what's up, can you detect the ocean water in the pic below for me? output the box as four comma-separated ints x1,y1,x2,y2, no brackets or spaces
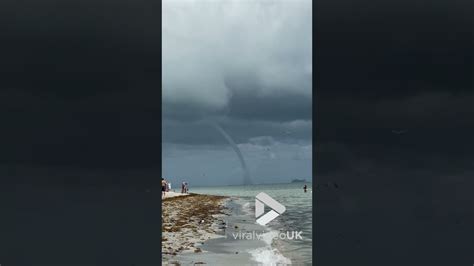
191,183,313,265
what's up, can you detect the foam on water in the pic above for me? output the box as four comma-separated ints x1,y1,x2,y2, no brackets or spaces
192,183,312,265
249,231,292,265
241,201,253,215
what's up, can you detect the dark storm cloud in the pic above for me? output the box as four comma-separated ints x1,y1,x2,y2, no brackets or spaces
0,0,160,170
162,79,312,124
163,0,311,112
162,0,312,184
163,118,311,146
163,0,312,145
225,80,312,122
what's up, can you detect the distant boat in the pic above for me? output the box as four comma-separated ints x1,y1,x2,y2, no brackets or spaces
291,179,306,183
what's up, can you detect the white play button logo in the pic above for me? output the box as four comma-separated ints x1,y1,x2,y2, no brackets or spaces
255,192,286,226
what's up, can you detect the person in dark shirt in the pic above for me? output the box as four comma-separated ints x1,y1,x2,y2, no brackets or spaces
161,178,167,197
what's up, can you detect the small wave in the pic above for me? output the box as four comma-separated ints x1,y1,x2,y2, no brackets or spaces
240,200,254,216
249,231,292,265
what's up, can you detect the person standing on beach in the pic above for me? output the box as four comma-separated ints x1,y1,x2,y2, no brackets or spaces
303,184,307,193
162,178,167,197
181,182,186,194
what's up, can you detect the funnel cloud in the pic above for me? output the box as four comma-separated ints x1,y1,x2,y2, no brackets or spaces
211,122,252,185
162,0,312,186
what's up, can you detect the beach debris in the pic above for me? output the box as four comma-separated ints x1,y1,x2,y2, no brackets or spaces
194,248,202,253
162,194,228,260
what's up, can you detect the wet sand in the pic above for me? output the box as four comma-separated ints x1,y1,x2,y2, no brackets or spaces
173,208,269,265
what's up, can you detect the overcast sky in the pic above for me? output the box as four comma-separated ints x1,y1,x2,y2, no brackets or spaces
162,0,313,186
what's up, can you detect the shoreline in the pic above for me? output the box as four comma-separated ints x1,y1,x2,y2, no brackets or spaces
162,193,230,264
162,191,188,199
162,193,292,265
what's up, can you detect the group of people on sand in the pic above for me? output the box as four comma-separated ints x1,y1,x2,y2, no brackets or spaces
161,178,189,197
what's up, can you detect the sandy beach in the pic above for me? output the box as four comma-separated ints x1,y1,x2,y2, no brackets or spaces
162,191,290,265
162,191,188,199
162,193,230,264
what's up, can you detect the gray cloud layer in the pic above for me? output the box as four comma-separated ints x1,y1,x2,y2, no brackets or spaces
162,0,312,184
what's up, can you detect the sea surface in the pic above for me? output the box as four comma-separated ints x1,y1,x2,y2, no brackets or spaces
191,182,313,265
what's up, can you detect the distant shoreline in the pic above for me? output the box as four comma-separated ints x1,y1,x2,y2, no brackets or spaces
189,181,312,189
